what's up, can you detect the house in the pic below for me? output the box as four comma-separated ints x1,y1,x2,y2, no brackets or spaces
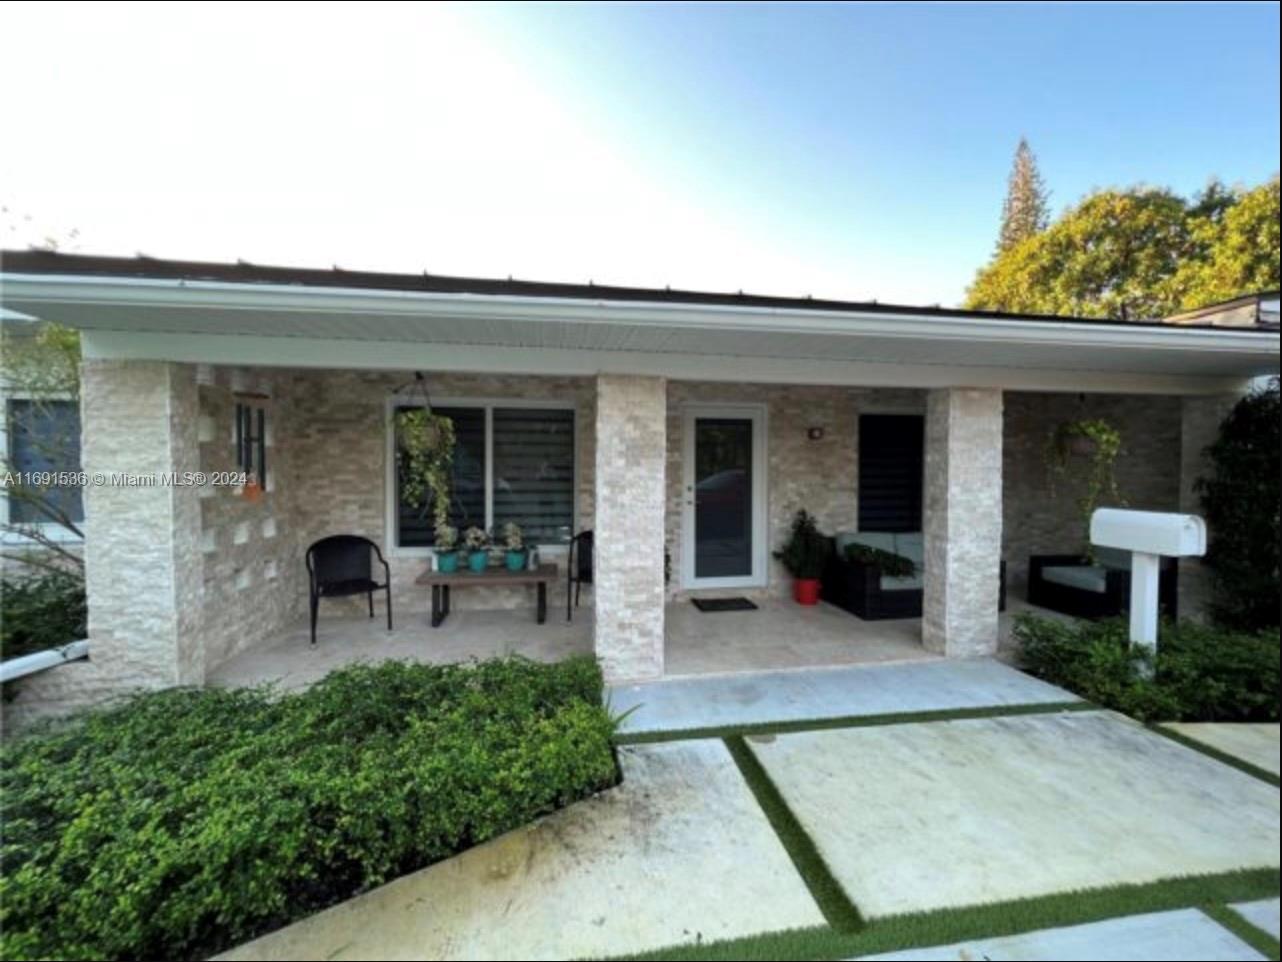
0,250,1277,724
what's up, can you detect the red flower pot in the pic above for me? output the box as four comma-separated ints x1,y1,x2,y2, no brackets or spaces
794,578,821,606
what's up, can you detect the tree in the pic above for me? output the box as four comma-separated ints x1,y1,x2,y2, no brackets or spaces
1,322,85,575
1173,176,1281,309
1195,378,1280,632
996,138,1050,254
967,174,1281,320
968,187,1191,319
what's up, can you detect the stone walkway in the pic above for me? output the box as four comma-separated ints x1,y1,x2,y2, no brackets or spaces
610,657,1078,735
216,661,1281,961
1161,723,1281,777
855,908,1269,961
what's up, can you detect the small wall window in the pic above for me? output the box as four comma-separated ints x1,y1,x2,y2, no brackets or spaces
235,402,266,486
858,414,924,533
393,401,575,548
4,398,84,524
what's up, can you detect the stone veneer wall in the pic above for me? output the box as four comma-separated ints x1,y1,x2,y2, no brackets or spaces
922,389,1003,656
287,369,597,615
594,375,667,680
664,382,926,597
1002,391,1183,595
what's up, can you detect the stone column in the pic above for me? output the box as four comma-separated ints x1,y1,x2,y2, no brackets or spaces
82,360,205,689
593,374,666,681
1178,393,1239,623
923,388,1003,657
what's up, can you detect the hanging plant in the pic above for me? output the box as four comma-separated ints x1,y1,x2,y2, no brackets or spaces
396,407,456,528
1045,417,1125,553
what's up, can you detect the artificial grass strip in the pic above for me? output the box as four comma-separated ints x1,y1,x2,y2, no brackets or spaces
616,700,1093,745
1203,903,1282,961
611,867,1281,961
1149,724,1281,788
722,735,864,932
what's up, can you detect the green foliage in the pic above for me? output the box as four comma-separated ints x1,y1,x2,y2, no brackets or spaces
1174,177,1281,309
1044,418,1125,552
1195,380,1281,631
773,510,831,579
0,656,619,961
966,178,1280,319
997,138,1050,254
0,570,87,660
843,543,916,578
395,408,456,528
1014,614,1280,722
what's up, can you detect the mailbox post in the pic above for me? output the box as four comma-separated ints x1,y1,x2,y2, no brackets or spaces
1089,509,1207,656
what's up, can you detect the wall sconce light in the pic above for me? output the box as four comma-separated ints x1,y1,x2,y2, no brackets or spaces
807,426,825,441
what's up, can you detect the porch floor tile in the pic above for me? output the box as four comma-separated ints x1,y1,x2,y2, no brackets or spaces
1161,723,1281,776
215,740,824,962
853,908,1268,961
611,657,1079,736
748,711,1280,919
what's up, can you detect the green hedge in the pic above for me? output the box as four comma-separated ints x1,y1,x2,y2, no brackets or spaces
0,656,619,961
1014,614,1280,722
0,571,87,661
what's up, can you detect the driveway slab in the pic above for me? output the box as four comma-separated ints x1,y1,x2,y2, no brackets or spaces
612,657,1078,735
1163,723,1280,777
749,710,1280,918
855,907,1267,960
217,740,823,961
1231,898,1281,940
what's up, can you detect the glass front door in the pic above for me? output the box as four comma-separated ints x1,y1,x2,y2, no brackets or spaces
691,414,757,581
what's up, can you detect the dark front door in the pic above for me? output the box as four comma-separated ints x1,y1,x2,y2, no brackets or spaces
693,416,755,579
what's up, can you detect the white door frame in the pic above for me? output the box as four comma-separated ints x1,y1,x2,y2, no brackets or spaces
681,403,768,590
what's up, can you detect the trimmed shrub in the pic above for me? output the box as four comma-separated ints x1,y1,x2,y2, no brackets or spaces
1014,614,1280,722
0,656,619,961
0,570,87,661
1196,378,1281,631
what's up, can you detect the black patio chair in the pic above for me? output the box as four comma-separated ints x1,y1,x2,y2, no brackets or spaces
306,535,392,645
567,529,593,621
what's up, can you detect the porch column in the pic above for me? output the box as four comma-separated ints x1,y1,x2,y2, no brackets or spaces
1178,393,1239,623
922,388,1003,657
593,374,666,681
82,360,206,689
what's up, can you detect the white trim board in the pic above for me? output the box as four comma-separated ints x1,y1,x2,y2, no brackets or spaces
79,331,1257,396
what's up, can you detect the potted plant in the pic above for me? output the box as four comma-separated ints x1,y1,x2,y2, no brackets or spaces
463,525,490,573
396,407,456,534
434,521,460,573
774,509,831,605
501,521,526,571
1045,418,1125,556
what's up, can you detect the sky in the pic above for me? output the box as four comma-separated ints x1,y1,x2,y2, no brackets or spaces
1,2,1278,307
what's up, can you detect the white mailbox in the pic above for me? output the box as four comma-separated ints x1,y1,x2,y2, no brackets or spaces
1090,509,1206,558
1089,509,1207,660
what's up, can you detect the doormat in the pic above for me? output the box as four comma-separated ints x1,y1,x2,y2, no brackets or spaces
691,597,758,613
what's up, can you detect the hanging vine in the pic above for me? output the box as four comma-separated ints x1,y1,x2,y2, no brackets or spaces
1045,417,1125,553
396,407,456,529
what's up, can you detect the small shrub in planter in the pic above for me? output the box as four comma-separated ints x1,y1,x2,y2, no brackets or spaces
463,525,489,572
774,510,831,604
434,521,460,572
0,656,619,961
501,521,527,571
0,570,87,662
1014,613,1280,722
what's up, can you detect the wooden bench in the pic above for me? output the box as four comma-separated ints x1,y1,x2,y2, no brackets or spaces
415,563,557,627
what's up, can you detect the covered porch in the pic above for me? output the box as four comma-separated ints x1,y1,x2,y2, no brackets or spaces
206,595,1057,692
2,253,1274,721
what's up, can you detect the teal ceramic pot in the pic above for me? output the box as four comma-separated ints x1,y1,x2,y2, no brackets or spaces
505,549,527,571
468,550,489,573
436,550,459,573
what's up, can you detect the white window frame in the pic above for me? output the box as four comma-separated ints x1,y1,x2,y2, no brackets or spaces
384,395,578,558
680,402,769,590
0,389,85,546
